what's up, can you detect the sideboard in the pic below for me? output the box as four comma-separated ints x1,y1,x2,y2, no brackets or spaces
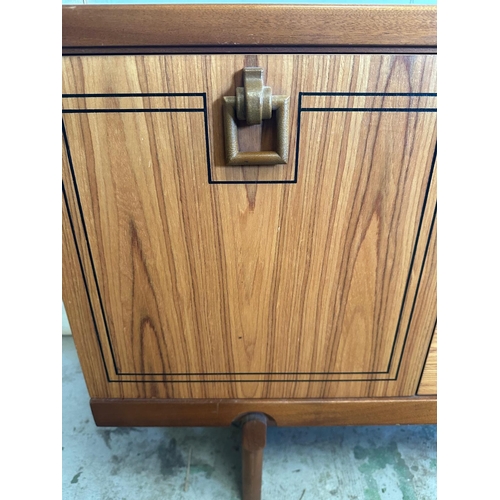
62,6,437,499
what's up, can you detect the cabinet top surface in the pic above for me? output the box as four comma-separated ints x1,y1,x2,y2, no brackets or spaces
63,1,436,4
62,4,437,51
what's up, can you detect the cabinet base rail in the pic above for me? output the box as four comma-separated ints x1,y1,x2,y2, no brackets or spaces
90,396,436,428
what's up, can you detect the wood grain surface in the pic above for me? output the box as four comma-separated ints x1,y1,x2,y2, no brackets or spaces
417,330,437,395
90,397,437,427
62,5,437,49
63,54,437,400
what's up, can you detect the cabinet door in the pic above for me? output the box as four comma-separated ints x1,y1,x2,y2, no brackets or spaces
62,55,436,399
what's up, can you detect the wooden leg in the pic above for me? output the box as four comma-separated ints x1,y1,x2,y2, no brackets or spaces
241,413,268,500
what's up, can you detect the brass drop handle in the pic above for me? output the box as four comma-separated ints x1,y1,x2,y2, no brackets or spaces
223,67,290,166
236,67,272,125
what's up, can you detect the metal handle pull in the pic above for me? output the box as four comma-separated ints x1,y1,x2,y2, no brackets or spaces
223,67,290,166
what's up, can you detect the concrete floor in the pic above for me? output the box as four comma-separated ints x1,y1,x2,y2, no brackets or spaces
62,337,436,500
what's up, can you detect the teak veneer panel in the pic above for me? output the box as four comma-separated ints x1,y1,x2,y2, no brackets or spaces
62,54,437,400
418,330,437,395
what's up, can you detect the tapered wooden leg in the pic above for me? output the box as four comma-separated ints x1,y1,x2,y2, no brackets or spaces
241,413,268,500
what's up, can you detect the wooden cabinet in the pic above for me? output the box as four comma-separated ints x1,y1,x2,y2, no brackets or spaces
62,5,436,499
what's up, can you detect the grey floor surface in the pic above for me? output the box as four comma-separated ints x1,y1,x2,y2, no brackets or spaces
63,337,436,500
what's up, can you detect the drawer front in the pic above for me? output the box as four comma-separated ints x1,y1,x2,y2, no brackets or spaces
62,54,436,399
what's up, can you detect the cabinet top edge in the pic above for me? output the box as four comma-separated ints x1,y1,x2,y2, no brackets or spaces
62,5,437,51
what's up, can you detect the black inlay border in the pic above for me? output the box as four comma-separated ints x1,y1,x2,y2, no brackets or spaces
64,109,205,114
63,91,437,383
300,92,437,96
394,206,437,380
63,92,211,382
290,92,437,379
63,92,206,97
63,122,120,377
63,182,112,383
301,108,436,112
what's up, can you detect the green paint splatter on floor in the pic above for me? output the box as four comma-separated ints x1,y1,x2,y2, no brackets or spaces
71,471,83,484
353,441,416,500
